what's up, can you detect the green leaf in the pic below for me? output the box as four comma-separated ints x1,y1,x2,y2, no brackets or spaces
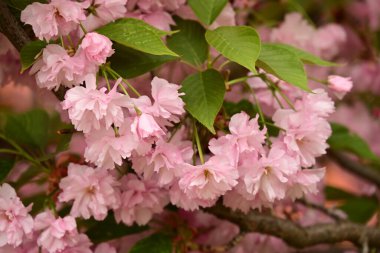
270,43,337,66
97,18,178,56
340,197,378,223
86,214,148,243
206,26,261,73
3,109,50,149
20,40,47,72
325,186,378,223
257,43,309,91
188,0,228,25
180,69,225,134
167,18,208,67
109,43,176,79
325,186,355,200
130,233,172,253
0,157,15,182
328,123,380,164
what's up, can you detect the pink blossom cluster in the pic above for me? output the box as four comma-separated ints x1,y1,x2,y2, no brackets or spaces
29,32,113,90
2,1,356,252
0,183,118,253
270,13,347,60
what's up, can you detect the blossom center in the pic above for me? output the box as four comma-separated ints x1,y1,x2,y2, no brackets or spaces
203,169,211,179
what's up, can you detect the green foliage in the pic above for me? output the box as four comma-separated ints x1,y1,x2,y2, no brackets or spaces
257,43,309,91
130,233,172,253
181,69,225,134
0,157,15,182
270,43,337,66
5,0,46,11
328,123,380,164
223,100,259,117
109,43,176,79
325,186,355,200
20,40,47,72
167,18,208,67
86,214,148,243
325,186,378,223
187,0,228,25
339,197,378,223
3,109,50,149
97,18,178,57
206,26,261,73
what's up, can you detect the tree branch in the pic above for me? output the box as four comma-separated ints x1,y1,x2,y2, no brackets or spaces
328,151,380,188
0,1,30,51
296,198,344,221
206,204,380,249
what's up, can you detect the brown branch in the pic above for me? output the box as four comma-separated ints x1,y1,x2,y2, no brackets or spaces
206,204,380,249
296,198,344,221
328,151,380,188
0,1,31,51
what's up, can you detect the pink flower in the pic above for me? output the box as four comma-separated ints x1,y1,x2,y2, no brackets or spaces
242,144,298,203
150,77,185,121
312,24,346,59
273,110,332,167
142,11,175,31
58,234,92,253
132,139,185,186
178,156,239,200
114,174,169,225
30,45,86,90
58,164,120,220
270,13,315,51
79,33,114,65
34,211,78,253
62,75,130,133
229,112,267,155
286,168,325,200
223,189,257,214
128,96,166,139
169,182,216,211
208,135,239,167
328,75,353,99
81,0,127,32
21,0,86,41
94,243,116,253
131,113,165,139
90,0,127,22
295,89,335,118
0,183,33,247
84,122,143,169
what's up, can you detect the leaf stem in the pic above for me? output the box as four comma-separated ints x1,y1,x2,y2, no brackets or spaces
0,149,21,155
79,22,87,34
244,82,270,143
218,60,231,71
0,134,50,172
106,67,141,97
227,74,258,86
193,120,205,164
101,67,111,91
210,54,222,68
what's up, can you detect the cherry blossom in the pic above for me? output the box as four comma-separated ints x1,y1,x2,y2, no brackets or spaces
0,183,33,248
58,163,120,220
62,75,130,133
114,174,169,225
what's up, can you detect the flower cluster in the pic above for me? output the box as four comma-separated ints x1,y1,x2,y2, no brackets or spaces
1,0,360,252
